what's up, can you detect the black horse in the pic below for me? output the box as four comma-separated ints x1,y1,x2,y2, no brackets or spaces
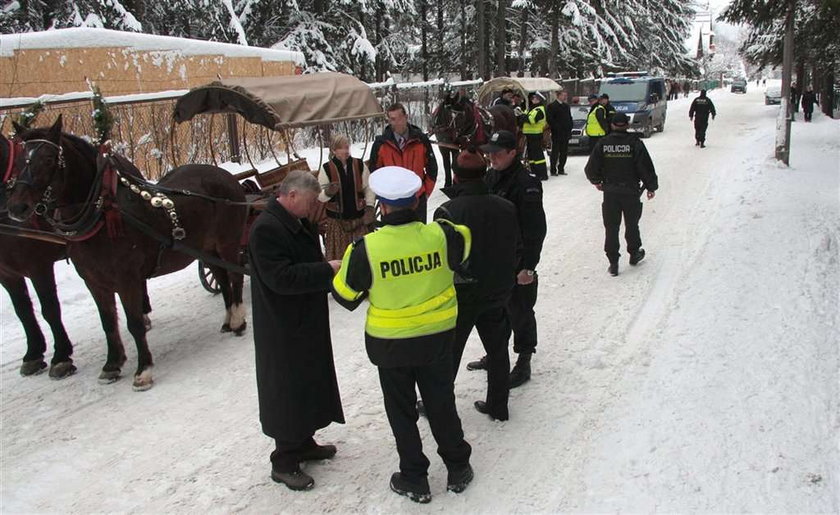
1,133,76,378
5,117,247,391
430,91,519,184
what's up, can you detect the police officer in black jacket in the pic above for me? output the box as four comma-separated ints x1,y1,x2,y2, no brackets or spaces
466,131,547,389
435,149,521,420
688,90,716,147
585,113,658,277
547,89,573,175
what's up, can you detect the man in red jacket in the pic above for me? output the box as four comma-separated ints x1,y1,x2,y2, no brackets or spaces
369,103,439,222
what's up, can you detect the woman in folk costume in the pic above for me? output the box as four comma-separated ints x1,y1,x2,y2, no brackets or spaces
318,134,376,260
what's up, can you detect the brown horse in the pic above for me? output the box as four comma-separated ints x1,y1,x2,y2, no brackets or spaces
1,133,77,378
430,92,519,150
5,117,247,391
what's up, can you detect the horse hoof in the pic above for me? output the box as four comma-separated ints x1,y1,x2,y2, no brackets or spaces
20,360,47,376
143,314,153,331
132,368,154,391
98,370,122,384
220,323,232,333
233,321,247,336
49,361,77,379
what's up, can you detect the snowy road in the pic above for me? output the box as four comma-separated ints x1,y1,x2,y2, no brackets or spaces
1,87,838,513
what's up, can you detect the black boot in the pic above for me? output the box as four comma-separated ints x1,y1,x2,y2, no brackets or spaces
509,353,532,388
389,473,431,503
271,466,315,491
466,355,488,371
608,262,619,276
447,464,475,493
297,439,337,462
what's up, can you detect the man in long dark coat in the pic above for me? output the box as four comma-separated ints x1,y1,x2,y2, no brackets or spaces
248,170,345,491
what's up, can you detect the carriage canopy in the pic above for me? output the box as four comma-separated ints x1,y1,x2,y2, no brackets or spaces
476,77,563,108
173,72,384,130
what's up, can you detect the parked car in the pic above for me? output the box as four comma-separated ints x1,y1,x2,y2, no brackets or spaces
567,103,592,153
598,74,668,138
731,79,747,93
764,86,782,105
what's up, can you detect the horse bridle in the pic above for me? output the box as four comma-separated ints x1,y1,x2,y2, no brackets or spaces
5,138,66,216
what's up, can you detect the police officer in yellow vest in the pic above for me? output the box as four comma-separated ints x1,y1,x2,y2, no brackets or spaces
521,91,548,181
332,166,474,504
585,93,608,153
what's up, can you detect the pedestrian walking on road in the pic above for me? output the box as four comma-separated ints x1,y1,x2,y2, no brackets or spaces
332,167,474,504
801,88,818,122
584,113,659,277
689,90,716,148
248,170,345,491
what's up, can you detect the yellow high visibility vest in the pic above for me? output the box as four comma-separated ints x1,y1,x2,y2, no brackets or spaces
332,220,471,340
586,105,606,137
522,105,547,135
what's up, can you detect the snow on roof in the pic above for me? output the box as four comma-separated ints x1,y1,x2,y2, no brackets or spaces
0,28,305,64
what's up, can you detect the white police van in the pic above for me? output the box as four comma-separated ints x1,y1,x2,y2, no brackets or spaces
598,72,668,138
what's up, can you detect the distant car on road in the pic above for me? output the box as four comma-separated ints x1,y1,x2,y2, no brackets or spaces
731,79,747,93
567,103,591,154
765,86,782,105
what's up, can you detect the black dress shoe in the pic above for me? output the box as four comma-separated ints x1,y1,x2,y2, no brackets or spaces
447,464,475,493
629,249,645,266
558,170,567,175
389,472,431,503
474,400,509,421
298,442,337,462
271,467,315,491
466,355,488,371
608,262,619,276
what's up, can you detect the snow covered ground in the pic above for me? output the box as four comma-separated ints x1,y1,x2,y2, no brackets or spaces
1,86,837,513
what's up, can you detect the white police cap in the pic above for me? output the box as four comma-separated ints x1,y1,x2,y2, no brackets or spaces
369,166,422,205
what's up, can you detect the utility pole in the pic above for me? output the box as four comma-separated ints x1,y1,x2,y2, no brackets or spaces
775,0,795,165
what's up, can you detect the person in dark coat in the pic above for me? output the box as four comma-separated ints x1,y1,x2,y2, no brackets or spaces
466,131,547,389
584,113,659,277
435,149,521,421
689,90,716,148
248,170,345,491
600,94,617,131
547,89,573,176
801,88,818,122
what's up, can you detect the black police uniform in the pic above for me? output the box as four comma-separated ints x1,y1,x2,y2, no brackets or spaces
436,181,521,419
584,130,658,265
485,157,547,357
689,95,717,146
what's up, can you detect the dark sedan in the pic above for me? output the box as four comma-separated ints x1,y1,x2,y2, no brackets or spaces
567,104,591,153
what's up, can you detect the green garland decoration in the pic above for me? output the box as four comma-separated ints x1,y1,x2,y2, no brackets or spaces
88,80,113,145
14,100,45,132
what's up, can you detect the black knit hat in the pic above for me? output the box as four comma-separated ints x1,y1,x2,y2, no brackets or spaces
453,149,488,179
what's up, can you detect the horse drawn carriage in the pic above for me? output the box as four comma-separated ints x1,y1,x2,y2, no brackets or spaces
2,72,382,390
171,72,384,293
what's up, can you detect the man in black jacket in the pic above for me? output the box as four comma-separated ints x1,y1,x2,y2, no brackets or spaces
435,149,521,420
547,89,573,176
466,131,547,389
801,87,818,122
584,114,658,277
689,90,716,148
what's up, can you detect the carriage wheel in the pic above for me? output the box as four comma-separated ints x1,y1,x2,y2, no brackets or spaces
198,261,222,295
